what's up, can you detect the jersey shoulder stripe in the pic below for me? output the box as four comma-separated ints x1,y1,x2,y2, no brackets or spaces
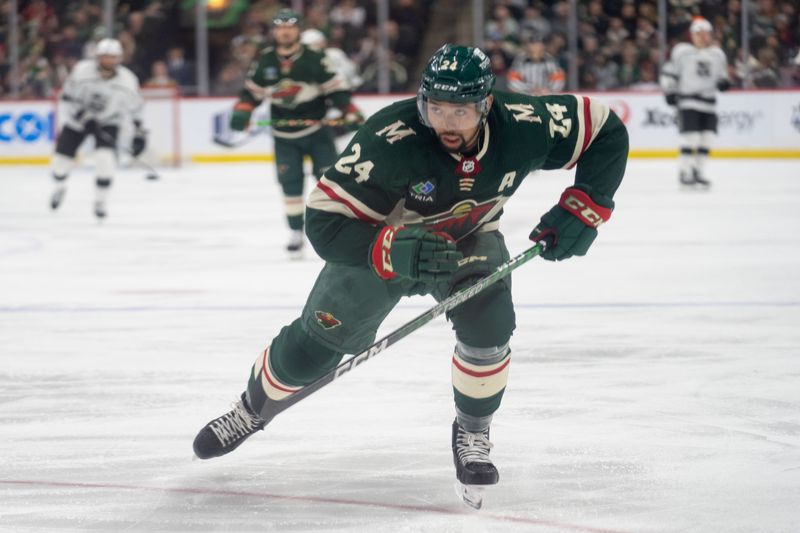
307,176,386,223
564,96,610,169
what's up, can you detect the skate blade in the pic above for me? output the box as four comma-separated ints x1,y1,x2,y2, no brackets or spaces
454,481,485,510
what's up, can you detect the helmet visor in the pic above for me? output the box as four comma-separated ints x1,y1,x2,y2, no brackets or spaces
417,93,490,130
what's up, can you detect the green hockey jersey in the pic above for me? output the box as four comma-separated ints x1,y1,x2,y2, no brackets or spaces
239,45,351,137
305,91,628,265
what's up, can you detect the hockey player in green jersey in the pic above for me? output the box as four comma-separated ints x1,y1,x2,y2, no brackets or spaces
194,44,628,505
229,8,364,254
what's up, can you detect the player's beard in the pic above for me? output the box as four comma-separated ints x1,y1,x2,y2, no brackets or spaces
437,128,480,154
276,32,300,53
98,65,116,79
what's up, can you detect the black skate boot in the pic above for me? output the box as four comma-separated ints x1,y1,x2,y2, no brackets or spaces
193,393,266,459
286,229,304,257
452,418,499,485
94,200,107,219
452,418,498,509
50,187,66,210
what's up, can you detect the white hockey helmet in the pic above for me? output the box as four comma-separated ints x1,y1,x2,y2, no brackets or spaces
96,38,123,57
689,17,712,34
300,29,326,50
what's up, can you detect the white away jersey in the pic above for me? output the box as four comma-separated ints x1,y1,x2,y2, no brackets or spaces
60,59,143,129
660,43,728,113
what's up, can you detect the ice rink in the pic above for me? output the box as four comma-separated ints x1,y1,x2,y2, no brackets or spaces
1,159,799,532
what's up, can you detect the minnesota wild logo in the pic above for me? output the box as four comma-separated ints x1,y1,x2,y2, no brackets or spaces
410,180,435,203
314,310,342,330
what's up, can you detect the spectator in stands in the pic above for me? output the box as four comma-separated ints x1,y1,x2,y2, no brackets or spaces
144,60,178,88
508,39,566,95
360,49,408,93
617,39,641,87
485,4,519,44
519,4,551,44
330,0,367,52
165,46,195,93
211,61,245,96
490,51,512,92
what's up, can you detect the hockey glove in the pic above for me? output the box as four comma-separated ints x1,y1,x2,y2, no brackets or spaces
370,226,463,283
716,79,731,92
230,102,254,131
530,186,613,261
664,93,678,106
341,103,365,133
82,119,98,134
132,123,147,157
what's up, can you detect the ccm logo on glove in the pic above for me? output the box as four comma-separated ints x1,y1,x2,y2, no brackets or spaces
559,188,612,228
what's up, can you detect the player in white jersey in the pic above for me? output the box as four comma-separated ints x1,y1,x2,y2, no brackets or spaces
50,38,147,219
300,29,363,91
660,17,730,188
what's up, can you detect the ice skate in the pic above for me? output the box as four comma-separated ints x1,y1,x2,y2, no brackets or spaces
286,229,304,258
692,168,711,188
94,200,107,219
452,418,498,509
679,170,695,187
193,393,266,459
50,187,66,210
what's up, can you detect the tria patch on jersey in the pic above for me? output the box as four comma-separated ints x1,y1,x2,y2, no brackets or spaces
410,181,436,203
314,310,342,330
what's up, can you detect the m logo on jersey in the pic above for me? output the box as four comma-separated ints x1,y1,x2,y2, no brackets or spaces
410,181,435,203
314,310,342,330
504,103,542,124
375,120,416,144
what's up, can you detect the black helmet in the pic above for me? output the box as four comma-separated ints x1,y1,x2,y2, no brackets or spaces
417,44,495,127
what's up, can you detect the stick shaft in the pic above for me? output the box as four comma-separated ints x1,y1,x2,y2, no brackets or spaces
257,242,545,423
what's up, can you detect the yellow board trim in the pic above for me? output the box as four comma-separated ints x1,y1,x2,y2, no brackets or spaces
190,154,275,163
0,156,51,165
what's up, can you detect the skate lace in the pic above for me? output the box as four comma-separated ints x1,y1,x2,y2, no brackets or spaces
455,428,494,465
209,400,263,446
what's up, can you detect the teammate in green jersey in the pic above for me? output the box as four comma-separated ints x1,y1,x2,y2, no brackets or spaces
195,44,628,504
229,9,364,255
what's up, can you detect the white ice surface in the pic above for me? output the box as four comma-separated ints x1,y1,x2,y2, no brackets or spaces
1,160,798,532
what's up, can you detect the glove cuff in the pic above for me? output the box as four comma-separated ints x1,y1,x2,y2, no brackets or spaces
559,187,612,228
234,101,255,113
370,226,399,280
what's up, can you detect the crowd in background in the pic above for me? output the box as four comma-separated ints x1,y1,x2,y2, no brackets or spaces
486,0,800,91
1,0,799,100
0,0,429,98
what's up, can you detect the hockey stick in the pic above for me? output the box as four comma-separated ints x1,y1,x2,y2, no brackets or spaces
213,118,351,148
253,118,349,127
257,242,546,424
212,132,253,148
94,127,161,180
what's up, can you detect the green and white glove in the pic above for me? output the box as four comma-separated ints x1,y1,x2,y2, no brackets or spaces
530,185,614,261
370,226,462,283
